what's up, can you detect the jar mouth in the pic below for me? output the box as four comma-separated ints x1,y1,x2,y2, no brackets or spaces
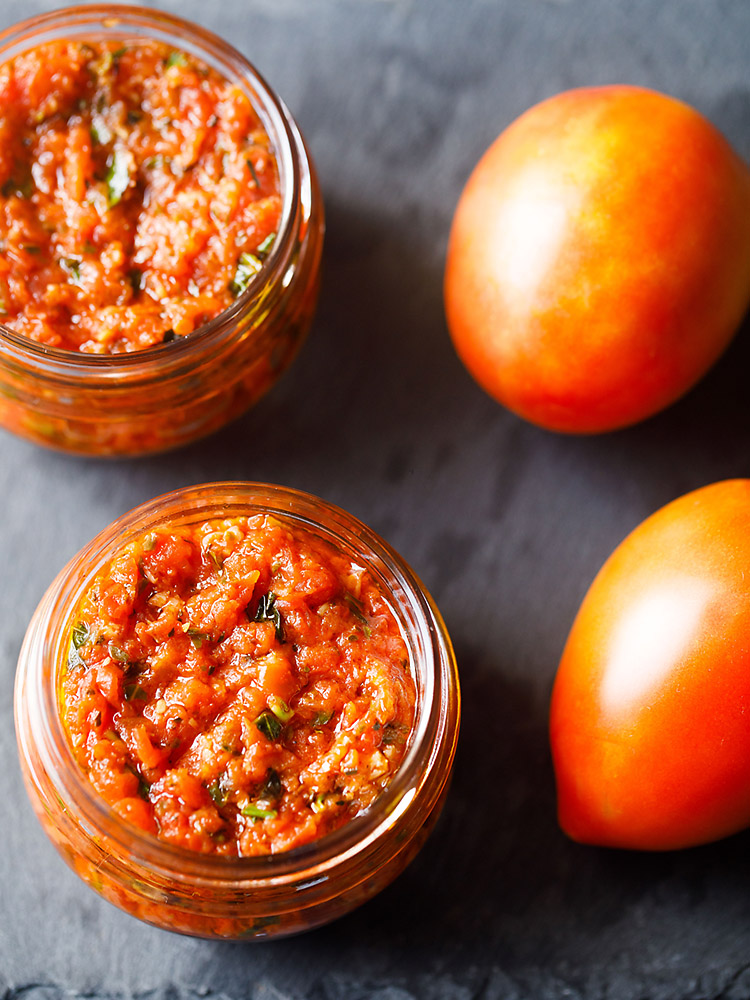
25,482,458,884
0,4,301,368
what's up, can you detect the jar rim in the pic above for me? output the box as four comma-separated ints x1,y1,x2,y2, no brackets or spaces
19,482,459,885
0,4,302,371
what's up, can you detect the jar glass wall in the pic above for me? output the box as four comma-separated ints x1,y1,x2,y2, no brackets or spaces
0,7,323,457
15,483,460,940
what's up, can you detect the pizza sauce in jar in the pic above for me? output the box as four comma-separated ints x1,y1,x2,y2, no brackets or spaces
16,485,457,939
61,514,416,856
0,37,280,352
0,7,323,456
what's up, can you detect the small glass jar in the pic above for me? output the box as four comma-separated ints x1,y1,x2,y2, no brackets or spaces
0,7,323,457
15,483,460,940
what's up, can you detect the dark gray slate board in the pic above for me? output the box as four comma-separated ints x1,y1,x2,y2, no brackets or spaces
2,1,750,998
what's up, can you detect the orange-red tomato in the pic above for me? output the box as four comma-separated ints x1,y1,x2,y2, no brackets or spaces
550,480,750,850
444,86,750,433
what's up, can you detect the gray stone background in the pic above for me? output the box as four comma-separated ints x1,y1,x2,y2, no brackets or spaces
2,0,750,997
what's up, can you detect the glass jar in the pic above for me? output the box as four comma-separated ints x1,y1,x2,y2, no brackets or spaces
15,483,460,940
0,7,323,457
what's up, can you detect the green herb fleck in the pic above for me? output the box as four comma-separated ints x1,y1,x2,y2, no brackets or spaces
268,695,294,723
256,233,276,259
108,642,130,662
207,548,224,573
208,780,227,807
312,710,333,728
254,591,285,642
124,684,147,701
20,244,40,254
344,593,372,637
187,627,210,649
261,768,283,800
165,51,188,69
138,778,151,801
246,159,260,188
71,621,90,650
60,257,82,283
381,721,409,746
142,532,157,552
67,644,85,672
230,252,262,296
106,149,131,207
241,802,278,820
254,709,283,741
1,177,32,199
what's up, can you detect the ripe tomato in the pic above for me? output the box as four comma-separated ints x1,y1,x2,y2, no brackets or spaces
550,480,750,850
444,86,750,433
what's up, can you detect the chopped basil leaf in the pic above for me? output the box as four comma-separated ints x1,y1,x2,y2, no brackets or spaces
123,684,147,701
254,709,283,741
254,591,285,642
71,621,90,650
106,150,130,207
312,710,333,728
142,532,157,552
138,778,151,801
108,642,130,662
165,51,188,69
112,47,127,60
230,252,262,296
241,802,278,820
256,233,276,259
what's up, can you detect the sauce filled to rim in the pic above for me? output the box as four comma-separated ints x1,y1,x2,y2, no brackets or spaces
60,514,416,856
0,38,281,352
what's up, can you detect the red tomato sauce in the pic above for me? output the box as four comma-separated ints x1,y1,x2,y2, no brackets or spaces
60,515,416,856
0,39,281,352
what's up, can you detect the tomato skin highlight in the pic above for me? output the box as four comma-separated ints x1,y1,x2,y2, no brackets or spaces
444,86,750,433
550,480,750,851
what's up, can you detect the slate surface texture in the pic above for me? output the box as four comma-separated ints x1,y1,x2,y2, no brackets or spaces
3,0,750,998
